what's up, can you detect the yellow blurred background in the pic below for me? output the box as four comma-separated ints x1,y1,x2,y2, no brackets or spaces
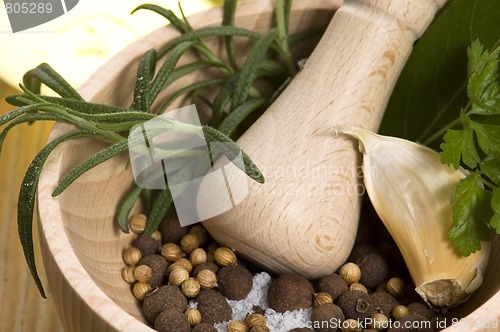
0,1,219,330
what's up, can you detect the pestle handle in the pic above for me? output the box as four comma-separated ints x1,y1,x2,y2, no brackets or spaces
203,0,447,278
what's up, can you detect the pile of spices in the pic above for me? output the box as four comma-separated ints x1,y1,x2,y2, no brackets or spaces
122,208,444,332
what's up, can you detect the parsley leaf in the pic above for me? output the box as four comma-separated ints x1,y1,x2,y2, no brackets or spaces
439,40,500,255
449,175,492,256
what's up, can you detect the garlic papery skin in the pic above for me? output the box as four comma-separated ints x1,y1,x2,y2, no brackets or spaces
337,126,491,308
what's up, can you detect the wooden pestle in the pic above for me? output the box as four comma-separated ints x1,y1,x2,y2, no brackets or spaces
202,0,447,278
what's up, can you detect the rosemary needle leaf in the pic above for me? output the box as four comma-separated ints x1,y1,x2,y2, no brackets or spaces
23,63,83,100
219,98,267,137
158,78,226,114
133,49,157,112
232,28,278,108
222,0,238,69
52,139,129,196
211,74,239,127
95,121,145,132
161,61,225,90
18,131,92,298
202,126,264,183
148,41,195,108
116,184,144,233
144,189,173,235
158,26,261,58
0,114,59,155
0,104,44,126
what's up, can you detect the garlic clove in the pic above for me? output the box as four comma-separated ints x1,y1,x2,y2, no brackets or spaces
337,126,491,308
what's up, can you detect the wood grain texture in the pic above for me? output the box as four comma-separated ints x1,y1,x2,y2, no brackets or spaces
0,81,64,332
34,0,500,331
203,0,448,278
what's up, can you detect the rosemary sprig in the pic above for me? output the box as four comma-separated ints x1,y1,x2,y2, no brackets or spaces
1,0,312,298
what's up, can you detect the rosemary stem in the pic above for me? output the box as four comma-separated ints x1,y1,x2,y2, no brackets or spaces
276,0,296,76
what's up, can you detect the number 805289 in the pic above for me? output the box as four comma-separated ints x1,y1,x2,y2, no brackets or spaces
5,2,53,14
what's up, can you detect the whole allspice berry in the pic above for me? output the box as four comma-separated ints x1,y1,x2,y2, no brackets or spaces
134,264,153,283
339,262,362,285
161,243,183,262
181,277,201,298
370,292,399,317
154,308,190,332
169,267,190,286
180,233,199,254
244,313,267,329
392,305,410,320
267,274,314,313
313,292,334,307
386,277,405,298
338,290,375,320
191,322,218,332
197,269,218,288
142,285,188,324
185,308,202,326
407,302,435,320
355,253,389,288
227,320,249,332
132,281,151,301
310,303,345,332
133,235,160,257
129,214,147,234
190,248,208,267
138,254,169,288
214,247,237,266
159,213,188,244
196,289,232,324
123,246,142,266
317,273,348,300
217,265,253,300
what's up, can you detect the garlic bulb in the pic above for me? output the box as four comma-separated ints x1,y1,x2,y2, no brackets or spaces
337,126,490,308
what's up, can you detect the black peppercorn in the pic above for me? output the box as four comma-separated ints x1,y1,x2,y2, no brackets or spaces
196,289,232,324
355,253,389,288
370,291,399,317
138,254,169,288
191,322,218,332
338,290,375,320
133,235,160,256
142,285,187,324
159,213,188,244
252,305,265,315
311,303,345,332
153,308,190,332
267,274,314,313
192,261,220,277
317,273,348,300
217,265,253,300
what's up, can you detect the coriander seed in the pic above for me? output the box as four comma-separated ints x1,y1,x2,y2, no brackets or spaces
185,308,202,326
189,224,209,245
180,233,199,254
313,292,333,307
244,313,267,329
349,282,368,293
341,318,361,332
123,247,142,266
161,243,183,262
132,281,151,300
250,326,270,332
129,214,147,234
392,305,410,320
339,262,361,285
169,267,189,286
182,277,201,298
214,247,237,266
197,269,218,288
167,258,193,274
386,277,405,298
370,312,389,330
227,320,248,332
190,248,207,267
151,230,162,242
134,264,153,283
121,266,136,284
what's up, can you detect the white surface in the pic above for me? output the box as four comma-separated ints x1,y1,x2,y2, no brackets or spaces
0,0,218,89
